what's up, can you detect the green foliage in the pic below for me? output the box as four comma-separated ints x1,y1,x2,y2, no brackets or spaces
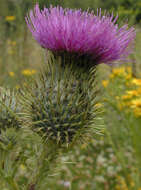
102,66,141,188
0,127,58,190
0,88,21,131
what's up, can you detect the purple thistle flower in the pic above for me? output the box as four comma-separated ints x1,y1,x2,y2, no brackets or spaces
26,4,136,65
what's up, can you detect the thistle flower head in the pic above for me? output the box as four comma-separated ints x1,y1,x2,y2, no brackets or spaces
26,4,135,65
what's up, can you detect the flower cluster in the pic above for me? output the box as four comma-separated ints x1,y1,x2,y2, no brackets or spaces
103,66,141,117
21,69,36,76
26,4,136,65
5,16,16,22
122,78,141,117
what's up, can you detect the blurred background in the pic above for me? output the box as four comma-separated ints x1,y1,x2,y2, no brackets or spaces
0,1,141,189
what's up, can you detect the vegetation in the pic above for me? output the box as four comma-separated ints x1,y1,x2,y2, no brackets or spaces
0,0,141,190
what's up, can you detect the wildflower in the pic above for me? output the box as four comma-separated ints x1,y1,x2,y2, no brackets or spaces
132,99,141,107
123,89,141,99
102,80,109,87
125,66,132,80
5,16,15,22
116,176,129,190
15,85,20,90
22,69,36,76
122,94,133,100
26,4,135,66
137,88,141,94
115,184,121,190
127,66,132,74
115,96,120,100
111,67,126,77
133,108,141,117
20,164,26,171
95,102,103,108
117,102,124,110
126,90,139,96
9,72,15,77
130,180,135,187
19,164,26,175
125,75,131,80
132,78,141,86
7,40,16,46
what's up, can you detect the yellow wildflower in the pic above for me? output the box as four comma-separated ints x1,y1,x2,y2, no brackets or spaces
127,90,139,96
130,99,141,108
132,78,141,86
20,164,26,171
125,73,132,80
116,176,129,190
16,85,20,90
95,103,103,108
5,16,15,22
115,184,121,190
137,88,141,94
133,108,141,117
31,70,36,74
110,67,132,80
130,180,135,187
19,164,26,174
115,96,120,100
102,80,109,87
110,73,114,78
124,101,132,107
126,82,130,86
117,102,124,110
112,67,126,76
9,72,15,77
7,40,16,46
122,90,141,101
22,69,36,76
122,94,133,100
126,66,132,74
125,67,132,80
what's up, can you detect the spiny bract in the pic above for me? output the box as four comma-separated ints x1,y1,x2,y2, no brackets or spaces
20,59,99,146
0,88,21,131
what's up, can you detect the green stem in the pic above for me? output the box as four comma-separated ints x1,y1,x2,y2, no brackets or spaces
0,169,19,190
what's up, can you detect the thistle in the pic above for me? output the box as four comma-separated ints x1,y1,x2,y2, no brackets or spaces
24,4,135,146
26,4,135,69
0,88,21,131
20,58,100,146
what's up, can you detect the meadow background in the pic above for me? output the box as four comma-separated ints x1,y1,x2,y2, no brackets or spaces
0,0,141,189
